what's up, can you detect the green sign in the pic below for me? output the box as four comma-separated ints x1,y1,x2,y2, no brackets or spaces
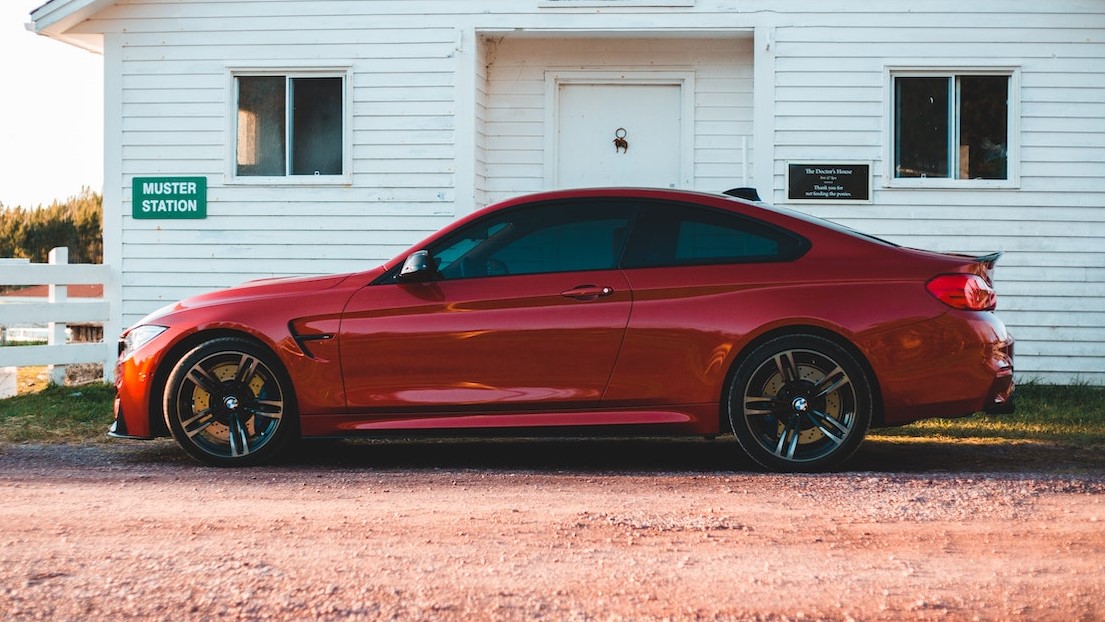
132,176,207,219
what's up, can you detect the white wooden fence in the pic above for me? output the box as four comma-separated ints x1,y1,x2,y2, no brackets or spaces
0,248,113,392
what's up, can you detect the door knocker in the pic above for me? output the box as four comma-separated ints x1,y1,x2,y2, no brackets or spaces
613,128,629,154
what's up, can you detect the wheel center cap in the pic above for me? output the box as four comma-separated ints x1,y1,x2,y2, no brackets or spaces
223,396,240,411
792,397,809,413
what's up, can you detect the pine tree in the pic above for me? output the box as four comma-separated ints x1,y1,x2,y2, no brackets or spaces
0,189,103,264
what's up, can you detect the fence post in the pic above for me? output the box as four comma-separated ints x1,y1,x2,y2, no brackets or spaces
47,247,68,385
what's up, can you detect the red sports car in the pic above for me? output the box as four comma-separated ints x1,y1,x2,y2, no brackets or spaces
112,188,1014,471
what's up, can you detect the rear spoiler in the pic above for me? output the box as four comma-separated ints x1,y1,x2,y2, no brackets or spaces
975,252,1002,282
974,251,1003,269
946,251,1003,282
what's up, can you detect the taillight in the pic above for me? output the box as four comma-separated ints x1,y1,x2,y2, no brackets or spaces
926,274,996,311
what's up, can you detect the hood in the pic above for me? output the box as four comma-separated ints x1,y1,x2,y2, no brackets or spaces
134,272,362,327
186,273,355,305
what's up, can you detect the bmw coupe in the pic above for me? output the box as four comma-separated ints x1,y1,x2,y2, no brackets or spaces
112,188,1014,471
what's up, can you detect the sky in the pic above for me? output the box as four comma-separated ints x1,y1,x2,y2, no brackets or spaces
0,0,103,208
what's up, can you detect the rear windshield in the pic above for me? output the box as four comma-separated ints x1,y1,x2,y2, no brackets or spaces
745,201,902,248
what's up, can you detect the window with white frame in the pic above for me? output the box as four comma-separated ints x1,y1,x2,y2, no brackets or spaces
234,72,346,178
892,71,1014,182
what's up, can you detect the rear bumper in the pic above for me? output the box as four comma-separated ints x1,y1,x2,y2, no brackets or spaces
984,384,1015,414
868,310,1014,425
982,339,1016,415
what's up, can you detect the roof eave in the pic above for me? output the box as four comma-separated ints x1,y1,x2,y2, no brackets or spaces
29,0,114,54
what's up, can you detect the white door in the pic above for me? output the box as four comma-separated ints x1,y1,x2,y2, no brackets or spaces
554,83,684,189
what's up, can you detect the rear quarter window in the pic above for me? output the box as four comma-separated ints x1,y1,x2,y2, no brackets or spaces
622,202,809,269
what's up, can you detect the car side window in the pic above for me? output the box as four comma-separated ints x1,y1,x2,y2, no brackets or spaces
675,218,779,261
622,203,806,269
432,201,635,280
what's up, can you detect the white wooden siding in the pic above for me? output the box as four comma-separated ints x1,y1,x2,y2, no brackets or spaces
768,6,1105,383
480,36,752,203
60,0,1104,383
91,2,464,320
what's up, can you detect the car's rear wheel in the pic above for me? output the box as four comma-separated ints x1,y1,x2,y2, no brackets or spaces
728,334,872,472
164,337,296,466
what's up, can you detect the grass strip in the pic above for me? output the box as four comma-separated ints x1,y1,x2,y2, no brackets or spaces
1,381,1103,447
874,382,1105,447
1,383,116,443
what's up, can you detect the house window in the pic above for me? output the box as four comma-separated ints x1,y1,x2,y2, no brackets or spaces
235,73,345,178
892,72,1013,182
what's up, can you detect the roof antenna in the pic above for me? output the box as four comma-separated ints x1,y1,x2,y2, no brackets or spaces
723,187,761,202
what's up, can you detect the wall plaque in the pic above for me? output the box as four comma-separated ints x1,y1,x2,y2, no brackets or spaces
786,163,872,203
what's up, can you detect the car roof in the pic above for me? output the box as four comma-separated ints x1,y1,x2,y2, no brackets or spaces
382,187,898,273
487,187,895,245
490,187,754,209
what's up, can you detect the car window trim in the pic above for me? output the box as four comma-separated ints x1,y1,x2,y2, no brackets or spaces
371,197,812,286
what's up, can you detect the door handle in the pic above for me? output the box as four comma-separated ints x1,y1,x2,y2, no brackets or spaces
560,285,615,300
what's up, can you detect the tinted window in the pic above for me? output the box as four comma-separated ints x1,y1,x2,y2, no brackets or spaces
622,203,806,268
432,202,634,279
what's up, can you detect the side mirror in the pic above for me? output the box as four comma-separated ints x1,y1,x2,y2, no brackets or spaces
397,250,435,282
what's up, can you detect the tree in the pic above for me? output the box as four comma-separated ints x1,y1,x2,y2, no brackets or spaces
0,188,103,264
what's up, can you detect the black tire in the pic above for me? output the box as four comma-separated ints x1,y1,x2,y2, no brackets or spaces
727,334,872,472
163,337,297,466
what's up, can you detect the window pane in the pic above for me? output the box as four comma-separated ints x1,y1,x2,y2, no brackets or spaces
959,76,1008,180
434,223,509,275
236,76,286,176
434,203,634,279
675,219,779,262
290,77,343,176
623,204,801,268
895,77,949,178
490,218,625,275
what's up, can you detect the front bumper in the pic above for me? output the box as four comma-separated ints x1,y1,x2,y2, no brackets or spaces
107,402,138,439
107,398,156,440
111,335,174,440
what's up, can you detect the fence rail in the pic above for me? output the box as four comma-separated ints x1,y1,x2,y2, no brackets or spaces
0,248,113,391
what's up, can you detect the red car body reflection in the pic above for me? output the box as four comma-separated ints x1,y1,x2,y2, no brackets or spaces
112,188,1014,471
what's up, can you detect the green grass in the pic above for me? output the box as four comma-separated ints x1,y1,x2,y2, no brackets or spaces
0,383,115,443
874,381,1105,448
1,381,1103,448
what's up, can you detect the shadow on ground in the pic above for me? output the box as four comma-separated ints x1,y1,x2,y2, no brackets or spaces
98,434,1105,476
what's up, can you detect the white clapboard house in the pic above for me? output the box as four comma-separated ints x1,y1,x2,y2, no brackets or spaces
31,0,1105,384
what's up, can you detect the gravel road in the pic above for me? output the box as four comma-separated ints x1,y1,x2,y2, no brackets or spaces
2,436,1103,621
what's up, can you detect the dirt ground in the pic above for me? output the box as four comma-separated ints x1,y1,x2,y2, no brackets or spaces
1,436,1103,621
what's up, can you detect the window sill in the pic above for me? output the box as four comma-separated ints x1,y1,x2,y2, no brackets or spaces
539,0,694,6
226,175,352,187
884,178,1018,190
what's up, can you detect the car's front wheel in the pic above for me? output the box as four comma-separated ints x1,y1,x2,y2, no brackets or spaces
164,337,296,466
728,334,872,472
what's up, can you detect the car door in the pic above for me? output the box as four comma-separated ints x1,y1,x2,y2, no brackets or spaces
604,201,810,407
338,200,635,414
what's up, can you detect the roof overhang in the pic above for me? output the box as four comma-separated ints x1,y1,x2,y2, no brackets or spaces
28,0,115,54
